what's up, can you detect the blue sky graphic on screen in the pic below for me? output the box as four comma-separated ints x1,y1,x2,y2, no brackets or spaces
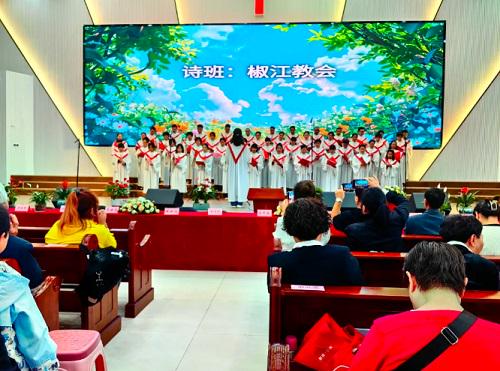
84,22,445,148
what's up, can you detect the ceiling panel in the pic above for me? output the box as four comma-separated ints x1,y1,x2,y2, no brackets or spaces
85,0,179,24
177,0,345,24
343,0,441,21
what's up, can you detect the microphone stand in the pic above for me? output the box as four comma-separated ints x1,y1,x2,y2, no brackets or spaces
74,138,82,188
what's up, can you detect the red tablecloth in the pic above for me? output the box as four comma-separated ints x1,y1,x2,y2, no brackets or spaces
13,209,276,272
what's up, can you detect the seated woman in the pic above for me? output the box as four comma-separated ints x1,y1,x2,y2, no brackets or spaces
474,198,500,255
45,190,117,248
339,177,410,251
0,206,59,370
268,198,363,286
273,180,330,251
351,241,500,370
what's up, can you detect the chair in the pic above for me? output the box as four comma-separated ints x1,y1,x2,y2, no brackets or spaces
50,330,107,371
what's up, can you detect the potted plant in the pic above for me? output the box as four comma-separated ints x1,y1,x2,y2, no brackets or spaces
119,197,159,215
456,187,477,214
104,179,130,206
4,183,18,207
189,179,217,211
30,191,50,211
52,180,72,208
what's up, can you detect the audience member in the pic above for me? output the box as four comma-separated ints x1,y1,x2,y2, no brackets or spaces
331,187,367,231
0,183,7,208
474,198,500,255
45,190,117,248
440,215,499,290
351,241,500,370
404,187,445,235
268,198,363,286
337,177,410,251
273,180,330,251
0,206,59,370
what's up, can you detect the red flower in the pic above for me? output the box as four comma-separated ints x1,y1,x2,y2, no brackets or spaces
461,187,469,194
61,180,69,189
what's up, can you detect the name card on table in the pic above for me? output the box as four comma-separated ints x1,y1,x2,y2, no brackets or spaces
59,205,66,213
164,208,180,215
105,206,120,214
14,205,30,212
291,285,325,292
208,208,223,216
257,209,273,217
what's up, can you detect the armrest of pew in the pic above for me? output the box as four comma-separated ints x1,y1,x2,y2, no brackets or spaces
33,276,61,331
0,258,22,273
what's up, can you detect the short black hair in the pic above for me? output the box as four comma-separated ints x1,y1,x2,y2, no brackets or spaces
117,143,125,148
314,139,322,144
186,131,193,136
293,180,317,200
283,198,330,241
424,188,446,209
474,198,500,218
404,241,466,294
250,143,259,150
300,145,308,150
440,215,482,243
0,206,10,236
224,124,231,128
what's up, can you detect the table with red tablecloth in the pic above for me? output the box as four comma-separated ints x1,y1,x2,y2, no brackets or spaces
13,209,276,272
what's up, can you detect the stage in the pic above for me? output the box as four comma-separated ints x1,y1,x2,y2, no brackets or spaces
13,208,276,272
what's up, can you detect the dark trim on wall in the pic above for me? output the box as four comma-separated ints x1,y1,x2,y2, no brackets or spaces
174,0,180,24
83,0,96,25
340,0,347,21
433,0,444,20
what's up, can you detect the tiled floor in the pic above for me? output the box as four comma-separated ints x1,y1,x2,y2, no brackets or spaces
105,270,269,371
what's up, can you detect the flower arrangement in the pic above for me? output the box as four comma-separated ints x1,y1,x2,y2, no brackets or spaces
119,197,159,215
52,180,73,207
4,183,18,206
456,187,477,213
436,184,452,215
105,179,130,199
189,179,217,204
30,191,50,211
384,185,408,198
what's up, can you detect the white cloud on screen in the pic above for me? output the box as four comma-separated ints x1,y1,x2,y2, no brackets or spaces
315,46,373,72
191,83,250,121
194,26,234,47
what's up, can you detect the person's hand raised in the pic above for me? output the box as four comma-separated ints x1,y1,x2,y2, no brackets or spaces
367,176,380,189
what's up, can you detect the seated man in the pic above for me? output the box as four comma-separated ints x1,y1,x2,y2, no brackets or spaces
352,241,500,370
440,215,499,291
268,198,364,286
405,187,445,235
331,187,367,231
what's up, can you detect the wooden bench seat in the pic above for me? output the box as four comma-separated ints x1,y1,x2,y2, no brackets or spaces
32,242,121,345
18,221,154,318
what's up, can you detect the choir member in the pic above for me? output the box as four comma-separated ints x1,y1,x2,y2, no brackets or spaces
337,139,353,184
248,144,263,188
215,139,228,193
147,126,157,144
295,145,312,182
243,127,254,145
212,136,225,189
366,140,381,177
194,124,207,143
322,145,340,192
351,144,371,179
275,131,287,146
158,132,170,152
226,128,250,207
136,137,149,188
135,132,147,150
190,137,203,182
112,142,130,182
285,137,300,189
374,132,389,157
334,127,344,145
311,139,325,187
193,143,213,185
111,133,128,155
312,127,323,143
357,127,368,144
287,125,297,142
269,143,288,192
300,131,312,148
171,144,187,194
396,132,408,185
380,149,400,187
261,137,275,187
206,131,218,152
323,131,336,150
142,142,161,193
221,124,233,143
183,131,195,182
349,133,360,153
162,139,176,187
268,126,278,143
170,124,182,144
254,131,264,148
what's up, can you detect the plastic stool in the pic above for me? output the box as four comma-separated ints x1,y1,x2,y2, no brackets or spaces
50,330,107,371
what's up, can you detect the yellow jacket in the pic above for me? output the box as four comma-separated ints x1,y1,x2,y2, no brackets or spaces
44,220,117,248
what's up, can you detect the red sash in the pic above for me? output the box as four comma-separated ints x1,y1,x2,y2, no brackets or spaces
375,139,387,149
272,155,286,168
192,146,202,158
262,146,274,160
145,152,160,164
334,136,344,145
382,158,397,167
244,136,255,145
339,149,352,162
269,134,278,143
250,155,261,167
326,155,337,168
228,144,246,164
312,149,325,162
366,148,380,158
285,145,300,154
215,146,226,155
114,153,129,161
174,154,187,165
298,156,311,167
354,154,367,166
206,141,218,150
137,148,147,158
222,133,232,142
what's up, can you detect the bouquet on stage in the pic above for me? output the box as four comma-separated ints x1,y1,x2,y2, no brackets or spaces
119,197,159,215
105,179,130,200
190,178,217,204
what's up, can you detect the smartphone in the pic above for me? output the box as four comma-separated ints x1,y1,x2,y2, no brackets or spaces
342,183,354,191
353,179,369,189
288,191,294,202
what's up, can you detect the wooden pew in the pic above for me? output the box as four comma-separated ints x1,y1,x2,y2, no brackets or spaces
18,221,154,318
32,241,121,345
268,268,500,356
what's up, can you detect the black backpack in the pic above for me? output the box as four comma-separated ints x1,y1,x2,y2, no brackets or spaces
0,336,20,371
76,243,130,306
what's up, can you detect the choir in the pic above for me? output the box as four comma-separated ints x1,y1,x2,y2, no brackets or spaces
111,125,412,193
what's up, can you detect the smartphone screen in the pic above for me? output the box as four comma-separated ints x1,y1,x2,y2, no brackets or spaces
342,183,353,191
288,191,294,201
353,179,369,188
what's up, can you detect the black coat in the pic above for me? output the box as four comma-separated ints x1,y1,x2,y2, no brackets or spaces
0,236,43,289
449,243,499,291
268,244,364,286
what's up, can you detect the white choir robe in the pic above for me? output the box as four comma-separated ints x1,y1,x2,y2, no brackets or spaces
285,145,300,189
170,131,183,145
351,153,371,179
142,151,161,193
269,153,288,192
221,132,233,144
337,148,353,184
396,140,408,186
299,138,312,148
111,141,128,155
313,134,324,144
374,139,389,158
244,135,255,146
334,135,344,146
380,159,400,187
225,144,250,203
323,139,336,151
193,152,213,185
212,146,226,187
190,144,203,183
136,147,148,187
162,147,175,186
248,154,263,189
261,145,275,188
311,148,325,188
219,155,228,193
112,151,131,182
322,153,340,192
349,141,360,154
193,131,207,143
183,139,195,181
171,153,188,193
294,153,312,182
366,148,381,177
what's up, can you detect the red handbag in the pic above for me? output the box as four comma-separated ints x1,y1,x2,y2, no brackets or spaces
294,314,364,371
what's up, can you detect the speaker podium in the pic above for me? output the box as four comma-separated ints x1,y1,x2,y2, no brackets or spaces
247,188,286,213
